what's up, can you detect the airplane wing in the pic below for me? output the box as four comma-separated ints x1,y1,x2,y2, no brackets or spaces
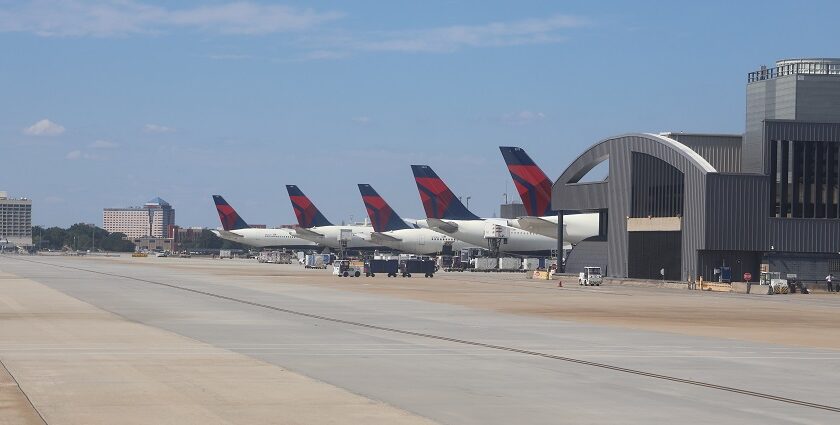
510,216,560,239
211,229,244,239
425,218,459,234
369,232,402,244
292,227,325,242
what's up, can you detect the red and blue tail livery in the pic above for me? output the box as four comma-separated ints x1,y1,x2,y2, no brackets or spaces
285,185,333,228
499,146,557,217
411,165,480,220
212,195,250,231
358,184,411,232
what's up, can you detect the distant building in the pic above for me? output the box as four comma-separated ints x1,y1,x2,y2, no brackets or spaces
169,225,204,245
131,236,175,252
0,191,32,247
103,197,175,238
500,202,527,219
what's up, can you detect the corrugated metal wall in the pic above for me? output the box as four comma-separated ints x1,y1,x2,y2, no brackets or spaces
744,76,797,173
765,121,840,143
704,173,769,251
666,133,743,173
769,218,840,252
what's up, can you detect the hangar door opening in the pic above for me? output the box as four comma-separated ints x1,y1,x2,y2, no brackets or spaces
628,231,681,280
627,152,684,281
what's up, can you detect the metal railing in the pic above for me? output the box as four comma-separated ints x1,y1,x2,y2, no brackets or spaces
748,61,840,83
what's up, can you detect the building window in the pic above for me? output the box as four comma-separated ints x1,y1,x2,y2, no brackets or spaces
772,139,840,218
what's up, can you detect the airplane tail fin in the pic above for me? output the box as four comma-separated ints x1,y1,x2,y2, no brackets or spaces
411,165,481,220
358,184,411,232
212,195,250,230
285,185,333,228
499,146,556,216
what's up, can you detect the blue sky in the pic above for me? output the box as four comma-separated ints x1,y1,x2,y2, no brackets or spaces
2,0,838,227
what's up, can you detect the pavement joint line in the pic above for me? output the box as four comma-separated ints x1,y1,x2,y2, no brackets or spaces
0,357,49,425
5,255,840,414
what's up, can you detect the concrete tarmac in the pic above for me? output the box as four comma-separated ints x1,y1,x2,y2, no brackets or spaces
1,255,839,424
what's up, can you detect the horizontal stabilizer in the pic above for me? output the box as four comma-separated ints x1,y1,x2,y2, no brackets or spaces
426,217,459,234
293,227,325,241
509,216,559,239
370,232,402,244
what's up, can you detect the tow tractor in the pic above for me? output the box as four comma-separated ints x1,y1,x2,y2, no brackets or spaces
759,271,789,294
579,266,603,286
332,259,362,278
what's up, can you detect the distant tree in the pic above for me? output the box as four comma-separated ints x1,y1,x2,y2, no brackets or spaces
41,226,68,250
32,224,134,252
101,232,135,252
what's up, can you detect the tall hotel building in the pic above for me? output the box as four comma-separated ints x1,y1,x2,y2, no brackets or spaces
0,191,33,247
103,197,175,238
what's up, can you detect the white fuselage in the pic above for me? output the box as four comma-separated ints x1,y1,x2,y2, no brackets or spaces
297,225,379,249
213,228,317,249
417,218,556,254
374,228,476,255
508,214,600,243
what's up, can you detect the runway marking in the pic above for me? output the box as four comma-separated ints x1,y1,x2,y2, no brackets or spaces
4,255,840,414
0,358,48,425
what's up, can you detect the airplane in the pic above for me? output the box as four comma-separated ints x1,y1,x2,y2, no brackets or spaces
499,146,599,242
410,165,558,256
210,195,317,249
357,184,476,255
285,185,385,251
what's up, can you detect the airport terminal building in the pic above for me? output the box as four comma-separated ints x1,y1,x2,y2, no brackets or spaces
553,58,840,282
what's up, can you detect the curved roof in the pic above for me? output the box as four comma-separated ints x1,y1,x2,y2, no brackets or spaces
642,133,717,173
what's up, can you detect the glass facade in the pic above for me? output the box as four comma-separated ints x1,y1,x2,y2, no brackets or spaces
770,139,840,218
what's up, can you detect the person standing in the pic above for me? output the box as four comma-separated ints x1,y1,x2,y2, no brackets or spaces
826,274,834,293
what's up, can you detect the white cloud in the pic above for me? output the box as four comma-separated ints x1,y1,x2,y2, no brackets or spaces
207,54,253,60
89,139,118,149
23,119,65,136
352,116,371,125
500,110,546,125
359,16,583,53
143,124,175,133
296,15,586,58
298,50,350,61
0,1,342,37
65,150,102,160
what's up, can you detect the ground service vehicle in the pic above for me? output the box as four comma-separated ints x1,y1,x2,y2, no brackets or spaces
333,260,362,277
759,271,789,294
579,267,602,286
305,254,331,269
399,258,436,278
364,259,399,277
